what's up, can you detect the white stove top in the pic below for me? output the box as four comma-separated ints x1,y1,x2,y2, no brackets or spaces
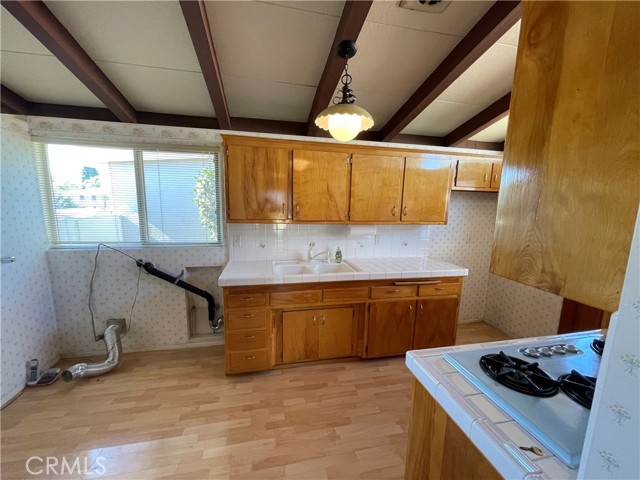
444,332,601,469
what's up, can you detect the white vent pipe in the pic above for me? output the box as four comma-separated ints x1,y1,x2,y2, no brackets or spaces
62,324,123,382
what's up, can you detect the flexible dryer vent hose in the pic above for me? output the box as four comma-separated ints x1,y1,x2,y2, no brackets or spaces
62,324,123,382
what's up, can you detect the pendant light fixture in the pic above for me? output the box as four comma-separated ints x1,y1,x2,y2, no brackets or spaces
314,40,374,142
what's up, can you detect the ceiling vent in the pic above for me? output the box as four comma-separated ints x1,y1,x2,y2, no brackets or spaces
398,0,452,14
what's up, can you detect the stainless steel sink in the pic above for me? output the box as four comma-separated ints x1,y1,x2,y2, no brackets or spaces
272,260,356,276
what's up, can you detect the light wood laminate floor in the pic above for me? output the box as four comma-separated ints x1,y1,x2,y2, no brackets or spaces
1,322,509,479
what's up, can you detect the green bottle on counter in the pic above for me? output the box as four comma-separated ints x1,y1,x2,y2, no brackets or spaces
335,246,342,263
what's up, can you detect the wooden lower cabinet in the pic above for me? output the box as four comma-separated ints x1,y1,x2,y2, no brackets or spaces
413,297,459,349
223,276,462,373
405,379,502,480
367,301,416,357
283,307,355,363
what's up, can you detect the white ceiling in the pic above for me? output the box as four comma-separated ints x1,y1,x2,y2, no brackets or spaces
1,0,519,145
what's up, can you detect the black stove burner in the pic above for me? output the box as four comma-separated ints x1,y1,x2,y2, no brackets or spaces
479,351,559,397
591,339,605,356
558,370,597,409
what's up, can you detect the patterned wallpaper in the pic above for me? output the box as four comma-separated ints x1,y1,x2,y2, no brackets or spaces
579,210,639,479
48,247,227,356
484,273,563,338
1,116,59,406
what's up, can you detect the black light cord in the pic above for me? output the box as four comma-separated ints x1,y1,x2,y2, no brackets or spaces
88,243,142,342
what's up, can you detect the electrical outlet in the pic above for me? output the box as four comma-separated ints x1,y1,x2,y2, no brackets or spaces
232,235,241,247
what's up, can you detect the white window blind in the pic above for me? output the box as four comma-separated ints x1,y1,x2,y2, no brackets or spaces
34,142,222,246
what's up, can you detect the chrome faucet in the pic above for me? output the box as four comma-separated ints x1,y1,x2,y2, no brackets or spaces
308,242,329,262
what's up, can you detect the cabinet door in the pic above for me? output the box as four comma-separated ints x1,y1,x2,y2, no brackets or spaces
413,297,459,349
226,145,290,221
318,307,354,359
282,310,319,363
489,161,502,190
455,161,493,189
367,301,416,357
350,154,404,222
401,155,453,223
292,150,349,221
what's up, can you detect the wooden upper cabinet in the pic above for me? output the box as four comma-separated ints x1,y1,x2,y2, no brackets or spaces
350,154,404,222
490,1,640,312
225,144,290,221
453,159,504,192
293,150,350,222
401,155,454,223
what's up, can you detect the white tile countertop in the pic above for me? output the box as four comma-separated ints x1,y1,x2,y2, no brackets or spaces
218,256,468,287
405,333,596,480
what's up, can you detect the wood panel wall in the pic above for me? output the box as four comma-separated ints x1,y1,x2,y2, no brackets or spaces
491,1,640,312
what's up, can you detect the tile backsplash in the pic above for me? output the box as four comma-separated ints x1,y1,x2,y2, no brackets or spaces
228,191,499,323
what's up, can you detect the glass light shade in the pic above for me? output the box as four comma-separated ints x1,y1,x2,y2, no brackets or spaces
314,103,374,142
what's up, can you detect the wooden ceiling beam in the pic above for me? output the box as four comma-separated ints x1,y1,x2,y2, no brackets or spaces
180,0,231,130
306,0,373,136
378,1,521,142
2,0,137,123
1,85,31,114
445,92,511,147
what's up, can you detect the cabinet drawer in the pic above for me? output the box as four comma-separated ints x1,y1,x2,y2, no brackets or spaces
419,283,461,297
226,309,267,330
370,285,417,299
226,330,267,350
270,290,322,306
227,350,269,373
227,293,266,308
323,286,369,302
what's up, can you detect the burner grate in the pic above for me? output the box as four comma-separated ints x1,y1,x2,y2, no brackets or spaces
558,370,596,409
479,352,559,397
591,339,605,356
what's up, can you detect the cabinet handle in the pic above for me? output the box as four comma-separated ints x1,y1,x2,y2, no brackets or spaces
387,289,400,293
313,314,317,326
493,174,498,183
403,206,408,217
296,204,300,215
282,203,285,215
240,297,254,302
420,303,423,311
243,355,256,360
242,335,255,339
345,210,349,219
434,287,445,291
484,173,488,183
240,313,255,318
391,206,397,216
322,313,326,326
409,305,413,312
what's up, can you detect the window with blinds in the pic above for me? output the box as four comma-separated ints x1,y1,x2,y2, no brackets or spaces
34,142,222,246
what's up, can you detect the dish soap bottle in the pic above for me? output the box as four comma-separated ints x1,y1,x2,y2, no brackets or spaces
335,246,342,263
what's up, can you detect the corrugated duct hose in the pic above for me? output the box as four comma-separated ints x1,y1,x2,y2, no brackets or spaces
63,250,221,382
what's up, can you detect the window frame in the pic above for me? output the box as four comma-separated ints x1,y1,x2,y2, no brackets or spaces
34,139,224,248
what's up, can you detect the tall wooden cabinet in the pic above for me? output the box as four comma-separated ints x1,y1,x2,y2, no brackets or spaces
490,1,640,312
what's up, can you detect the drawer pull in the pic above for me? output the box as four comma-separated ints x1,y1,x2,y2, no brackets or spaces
394,281,442,285
242,355,256,360
484,173,488,183
240,313,255,318
434,287,445,291
403,206,408,217
387,289,400,293
242,335,255,340
240,297,255,302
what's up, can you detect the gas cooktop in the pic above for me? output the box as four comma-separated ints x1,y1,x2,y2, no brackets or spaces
444,332,602,469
